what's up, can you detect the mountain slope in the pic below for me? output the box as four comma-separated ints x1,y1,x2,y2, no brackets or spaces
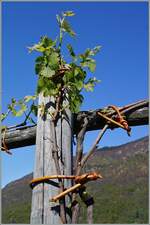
2,136,149,224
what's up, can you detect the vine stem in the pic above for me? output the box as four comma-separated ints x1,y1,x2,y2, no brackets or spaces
106,99,148,117
121,100,148,115
80,124,109,172
76,123,108,223
71,117,88,223
72,122,108,223
75,117,89,174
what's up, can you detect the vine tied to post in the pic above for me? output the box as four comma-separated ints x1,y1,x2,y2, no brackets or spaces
1,10,101,138
1,9,135,224
1,10,101,224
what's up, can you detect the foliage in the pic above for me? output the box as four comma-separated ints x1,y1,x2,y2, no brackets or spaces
2,202,31,224
0,95,37,130
1,10,101,127
28,11,101,113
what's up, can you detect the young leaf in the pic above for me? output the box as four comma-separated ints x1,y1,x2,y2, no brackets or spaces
11,109,22,117
48,52,60,70
83,83,94,92
0,113,7,122
61,19,76,37
63,11,75,17
41,36,56,48
31,104,38,116
35,63,42,75
75,80,83,90
67,44,76,59
92,46,101,55
20,103,27,112
11,98,16,104
79,46,101,60
27,43,45,53
69,93,83,113
35,56,45,63
85,46,101,57
84,77,100,91
80,59,96,72
40,66,55,78
88,61,96,72
63,70,74,83
36,77,46,94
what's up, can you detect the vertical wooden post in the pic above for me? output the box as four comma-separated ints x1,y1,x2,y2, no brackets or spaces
30,94,73,224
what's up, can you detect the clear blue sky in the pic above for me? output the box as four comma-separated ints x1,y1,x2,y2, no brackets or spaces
2,1,148,187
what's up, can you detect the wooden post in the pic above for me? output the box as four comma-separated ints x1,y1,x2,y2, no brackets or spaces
30,94,73,224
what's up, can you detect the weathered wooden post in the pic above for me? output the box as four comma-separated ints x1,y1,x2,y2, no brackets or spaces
30,94,73,224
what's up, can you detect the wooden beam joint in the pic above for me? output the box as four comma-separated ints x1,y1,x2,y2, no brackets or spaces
1,100,149,150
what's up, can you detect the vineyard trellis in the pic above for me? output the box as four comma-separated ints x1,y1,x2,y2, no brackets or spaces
1,11,149,224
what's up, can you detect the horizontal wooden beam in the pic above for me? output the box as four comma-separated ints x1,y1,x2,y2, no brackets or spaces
1,100,149,150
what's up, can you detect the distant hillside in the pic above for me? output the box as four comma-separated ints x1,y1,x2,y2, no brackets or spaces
2,136,149,224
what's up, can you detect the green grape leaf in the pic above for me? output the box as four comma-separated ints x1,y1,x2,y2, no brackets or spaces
11,109,21,117
80,59,96,72
63,70,74,83
41,66,55,78
20,103,27,112
35,56,47,75
43,88,58,97
36,77,45,94
11,98,16,104
91,46,101,55
28,36,56,54
83,83,94,92
79,46,101,60
27,44,46,53
48,52,60,70
0,113,7,122
35,63,43,75
61,19,76,37
68,88,83,113
73,67,86,81
41,36,56,48
8,104,13,111
85,46,101,57
67,44,76,60
31,104,38,116
74,67,80,76
35,56,45,63
88,61,96,72
75,80,83,91
70,95,83,113
84,77,100,91
12,103,27,117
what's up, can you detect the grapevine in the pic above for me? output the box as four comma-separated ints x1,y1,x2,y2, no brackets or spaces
1,10,101,128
